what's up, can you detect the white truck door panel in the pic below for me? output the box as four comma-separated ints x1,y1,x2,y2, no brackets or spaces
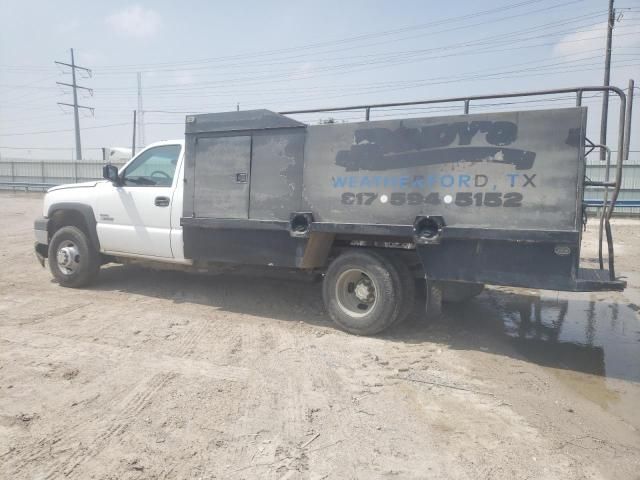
95,144,182,258
96,185,174,257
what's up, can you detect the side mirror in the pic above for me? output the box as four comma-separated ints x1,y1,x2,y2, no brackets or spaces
102,164,121,185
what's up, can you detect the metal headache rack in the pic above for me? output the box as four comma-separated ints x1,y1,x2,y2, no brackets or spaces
281,84,634,283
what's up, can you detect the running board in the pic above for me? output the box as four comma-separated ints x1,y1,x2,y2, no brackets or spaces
573,268,626,291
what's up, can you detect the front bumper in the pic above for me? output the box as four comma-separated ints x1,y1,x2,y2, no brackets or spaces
34,217,49,245
34,217,49,266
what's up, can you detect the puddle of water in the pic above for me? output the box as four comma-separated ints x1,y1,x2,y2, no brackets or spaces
492,291,640,384
450,288,640,416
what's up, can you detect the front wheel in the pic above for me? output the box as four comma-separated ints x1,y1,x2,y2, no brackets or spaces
322,250,413,335
48,226,100,288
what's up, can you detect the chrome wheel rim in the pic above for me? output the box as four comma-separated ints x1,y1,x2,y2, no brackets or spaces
56,240,80,275
335,268,377,318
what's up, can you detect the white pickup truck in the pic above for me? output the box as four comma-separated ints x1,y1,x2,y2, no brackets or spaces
35,140,190,280
34,101,626,335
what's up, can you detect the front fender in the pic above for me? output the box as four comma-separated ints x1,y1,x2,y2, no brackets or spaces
47,202,101,251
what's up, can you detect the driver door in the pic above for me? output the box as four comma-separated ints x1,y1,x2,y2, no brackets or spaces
95,144,182,258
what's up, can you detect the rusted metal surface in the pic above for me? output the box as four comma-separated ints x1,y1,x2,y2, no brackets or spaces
249,130,305,221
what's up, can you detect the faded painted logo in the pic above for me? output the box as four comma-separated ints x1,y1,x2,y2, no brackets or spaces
335,121,536,172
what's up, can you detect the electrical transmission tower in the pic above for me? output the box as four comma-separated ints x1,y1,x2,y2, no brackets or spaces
137,72,145,148
55,48,93,161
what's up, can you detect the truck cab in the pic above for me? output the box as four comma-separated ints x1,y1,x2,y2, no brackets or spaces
36,140,190,269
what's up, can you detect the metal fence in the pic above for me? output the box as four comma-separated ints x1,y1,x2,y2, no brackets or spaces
0,160,125,190
585,156,640,216
0,158,638,215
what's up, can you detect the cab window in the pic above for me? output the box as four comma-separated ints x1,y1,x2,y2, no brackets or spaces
122,144,181,187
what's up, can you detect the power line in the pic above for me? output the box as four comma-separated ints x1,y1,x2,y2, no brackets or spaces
0,146,105,150
2,9,633,105
0,74,60,92
0,0,583,76
87,55,639,109
94,7,605,87
5,52,632,125
6,54,630,128
7,31,626,121
95,49,630,99
1,4,635,140
0,122,129,137
89,22,638,95
85,10,614,84
93,0,583,73
0,85,632,138
85,48,638,105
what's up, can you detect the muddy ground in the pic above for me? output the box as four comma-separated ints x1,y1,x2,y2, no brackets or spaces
0,192,639,480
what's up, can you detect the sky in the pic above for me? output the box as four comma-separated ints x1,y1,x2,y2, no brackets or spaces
0,0,638,160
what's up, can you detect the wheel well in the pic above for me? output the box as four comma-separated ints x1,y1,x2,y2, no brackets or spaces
48,209,95,247
328,244,423,279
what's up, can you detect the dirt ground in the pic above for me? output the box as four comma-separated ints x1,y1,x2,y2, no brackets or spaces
0,192,639,480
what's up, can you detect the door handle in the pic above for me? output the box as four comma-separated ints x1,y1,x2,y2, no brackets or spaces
155,196,170,207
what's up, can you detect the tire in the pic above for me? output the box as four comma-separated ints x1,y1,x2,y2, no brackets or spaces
440,281,484,303
386,254,416,326
48,226,100,288
322,250,413,335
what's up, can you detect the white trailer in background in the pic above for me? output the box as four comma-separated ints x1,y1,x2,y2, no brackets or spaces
101,147,132,164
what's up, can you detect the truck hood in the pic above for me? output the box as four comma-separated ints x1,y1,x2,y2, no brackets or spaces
47,180,104,192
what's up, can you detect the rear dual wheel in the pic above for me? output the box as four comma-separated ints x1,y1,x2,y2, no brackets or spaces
322,250,415,335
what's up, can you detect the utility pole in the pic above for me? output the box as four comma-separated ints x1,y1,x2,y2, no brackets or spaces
132,110,137,158
55,48,93,161
137,73,145,149
600,0,615,160
623,79,634,161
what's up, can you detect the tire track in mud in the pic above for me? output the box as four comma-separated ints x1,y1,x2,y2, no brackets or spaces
173,317,212,358
3,316,230,479
5,425,80,473
133,316,235,480
1,362,132,472
3,373,173,479
41,372,175,480
298,339,403,476
273,371,312,477
6,301,93,326
262,327,311,477
223,324,310,478
171,312,246,365
4,283,277,479
230,330,359,478
223,327,264,473
0,326,249,384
